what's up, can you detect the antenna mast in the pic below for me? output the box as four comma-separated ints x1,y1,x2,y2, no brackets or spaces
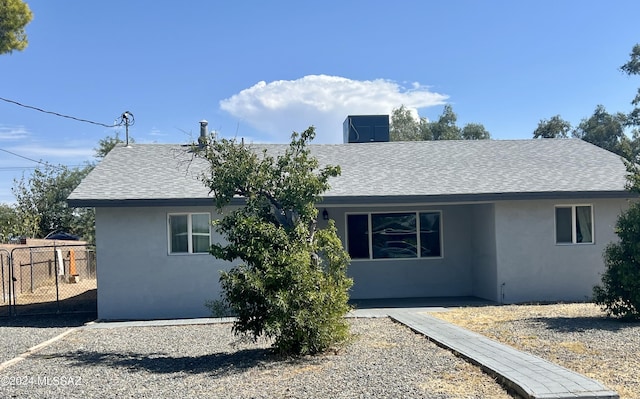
119,111,135,146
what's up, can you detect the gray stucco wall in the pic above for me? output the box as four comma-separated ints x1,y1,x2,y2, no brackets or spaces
470,203,498,301
494,198,631,303
95,206,231,320
326,204,477,299
94,197,631,320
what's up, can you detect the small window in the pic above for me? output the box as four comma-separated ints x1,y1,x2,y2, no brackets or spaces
555,205,593,244
420,212,441,257
346,211,442,260
168,213,211,254
347,214,370,259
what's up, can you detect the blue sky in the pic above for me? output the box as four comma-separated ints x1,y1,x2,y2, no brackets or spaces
0,0,639,204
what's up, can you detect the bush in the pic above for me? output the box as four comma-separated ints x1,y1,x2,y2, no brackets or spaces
197,128,353,355
593,202,640,320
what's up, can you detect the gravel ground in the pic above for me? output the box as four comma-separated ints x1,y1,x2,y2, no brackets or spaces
0,318,512,399
432,303,640,399
0,314,96,364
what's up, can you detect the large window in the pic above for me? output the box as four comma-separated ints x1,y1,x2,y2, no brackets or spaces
347,211,442,260
555,205,593,244
168,213,211,254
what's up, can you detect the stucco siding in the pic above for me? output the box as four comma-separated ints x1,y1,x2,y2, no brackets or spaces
96,206,231,320
470,203,498,301
494,198,630,303
327,204,474,299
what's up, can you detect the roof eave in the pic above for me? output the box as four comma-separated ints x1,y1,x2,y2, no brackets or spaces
67,190,635,208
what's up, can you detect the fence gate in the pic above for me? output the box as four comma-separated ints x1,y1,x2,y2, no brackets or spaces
0,249,11,317
0,245,96,317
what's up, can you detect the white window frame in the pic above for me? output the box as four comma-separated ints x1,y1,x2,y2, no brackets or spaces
554,204,594,245
167,212,212,255
345,210,443,261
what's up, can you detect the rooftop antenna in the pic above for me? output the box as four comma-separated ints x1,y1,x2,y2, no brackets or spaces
119,111,135,147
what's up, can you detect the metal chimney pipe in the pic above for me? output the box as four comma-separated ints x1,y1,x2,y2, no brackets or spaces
199,120,208,138
198,120,208,145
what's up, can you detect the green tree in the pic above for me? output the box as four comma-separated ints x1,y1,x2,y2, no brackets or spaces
621,43,640,127
94,133,133,159
12,164,94,241
431,104,462,140
0,0,33,55
593,174,640,320
533,115,572,138
390,105,489,141
196,127,353,356
9,134,126,244
572,105,630,158
0,204,19,242
462,123,491,140
389,105,421,141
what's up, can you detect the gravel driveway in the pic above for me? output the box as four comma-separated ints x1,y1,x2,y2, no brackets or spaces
0,318,512,399
0,314,95,364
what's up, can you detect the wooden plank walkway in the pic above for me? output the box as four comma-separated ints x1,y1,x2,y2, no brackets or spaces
389,309,618,399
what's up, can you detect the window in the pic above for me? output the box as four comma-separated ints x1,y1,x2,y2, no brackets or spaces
555,205,593,244
168,213,211,254
346,211,442,260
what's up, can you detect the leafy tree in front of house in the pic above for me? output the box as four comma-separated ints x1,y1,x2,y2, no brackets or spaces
0,0,33,55
592,44,640,320
593,184,640,319
196,127,353,356
533,115,572,139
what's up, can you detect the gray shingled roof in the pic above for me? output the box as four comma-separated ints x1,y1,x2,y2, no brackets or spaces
67,139,630,207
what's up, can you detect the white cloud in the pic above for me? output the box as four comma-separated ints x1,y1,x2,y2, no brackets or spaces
219,75,448,143
0,125,29,140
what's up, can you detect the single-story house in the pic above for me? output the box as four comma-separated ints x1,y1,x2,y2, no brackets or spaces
68,124,634,320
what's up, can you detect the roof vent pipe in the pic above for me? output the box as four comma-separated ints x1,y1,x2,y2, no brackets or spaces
199,120,208,145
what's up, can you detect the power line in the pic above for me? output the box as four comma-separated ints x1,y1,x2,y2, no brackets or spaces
0,148,82,171
0,96,122,128
0,147,48,166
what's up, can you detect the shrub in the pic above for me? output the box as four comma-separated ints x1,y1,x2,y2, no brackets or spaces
197,127,353,355
593,202,640,320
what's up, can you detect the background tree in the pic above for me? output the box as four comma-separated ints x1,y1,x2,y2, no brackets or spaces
389,105,421,141
571,105,630,158
461,123,491,140
196,127,353,356
533,115,572,138
431,104,462,140
0,204,19,242
621,43,640,127
0,0,33,55
390,104,490,141
12,164,94,240
94,132,133,159
8,134,127,243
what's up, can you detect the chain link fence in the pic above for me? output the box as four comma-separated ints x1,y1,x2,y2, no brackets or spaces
0,249,10,317
0,244,96,316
